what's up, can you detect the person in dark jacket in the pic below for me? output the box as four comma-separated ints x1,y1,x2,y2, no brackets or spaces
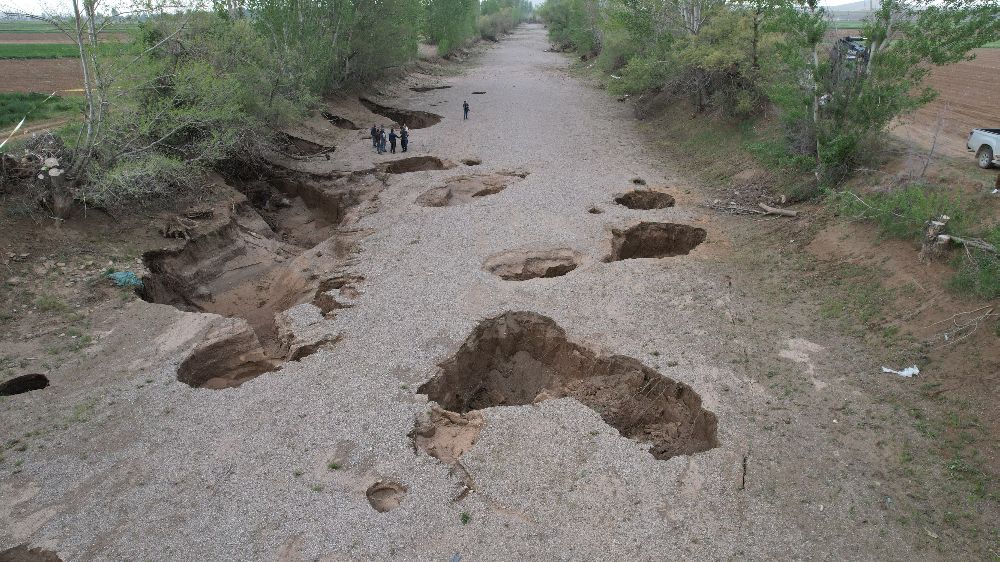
463,101,470,120
400,125,409,152
388,128,398,154
370,124,378,149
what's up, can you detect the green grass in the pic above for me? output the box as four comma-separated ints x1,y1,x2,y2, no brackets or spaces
984,40,1000,48
835,185,1000,299
828,20,865,29
0,93,83,129
0,20,135,33
0,43,80,59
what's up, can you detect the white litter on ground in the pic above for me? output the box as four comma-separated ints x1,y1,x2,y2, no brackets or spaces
882,365,919,378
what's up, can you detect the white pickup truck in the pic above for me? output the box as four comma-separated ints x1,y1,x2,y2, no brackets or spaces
967,128,1000,169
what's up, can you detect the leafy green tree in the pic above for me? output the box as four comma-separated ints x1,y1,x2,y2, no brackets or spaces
425,0,479,54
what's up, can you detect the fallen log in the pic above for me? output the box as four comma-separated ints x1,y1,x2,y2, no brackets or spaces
758,203,798,217
936,234,997,254
920,214,998,261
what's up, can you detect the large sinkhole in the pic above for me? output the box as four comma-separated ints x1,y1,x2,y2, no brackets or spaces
278,133,334,157
615,189,675,210
0,544,64,561
605,222,706,262
320,111,360,130
484,248,582,280
359,98,442,129
138,173,371,388
416,172,522,207
0,374,49,396
380,156,453,175
418,312,719,460
410,85,452,92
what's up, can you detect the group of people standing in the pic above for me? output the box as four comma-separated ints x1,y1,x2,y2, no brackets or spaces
370,124,408,154
368,101,471,154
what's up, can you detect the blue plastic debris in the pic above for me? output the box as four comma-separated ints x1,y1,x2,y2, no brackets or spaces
107,270,143,288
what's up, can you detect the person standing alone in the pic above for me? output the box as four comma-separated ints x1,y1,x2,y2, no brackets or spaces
463,100,469,120
388,128,398,154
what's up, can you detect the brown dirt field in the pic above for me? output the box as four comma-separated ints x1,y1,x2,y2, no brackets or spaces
0,33,75,44
0,59,83,94
891,49,1000,159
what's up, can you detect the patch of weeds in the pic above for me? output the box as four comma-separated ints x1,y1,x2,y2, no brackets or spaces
310,484,324,492
948,233,1000,299
834,183,970,242
65,328,93,351
880,325,900,341
818,264,894,333
919,382,943,398
63,399,96,426
35,294,68,313
460,511,471,525
327,461,341,470
0,355,16,378
293,469,304,477
743,136,814,176
900,446,913,464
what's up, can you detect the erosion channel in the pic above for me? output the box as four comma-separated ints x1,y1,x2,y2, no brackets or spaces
138,168,379,388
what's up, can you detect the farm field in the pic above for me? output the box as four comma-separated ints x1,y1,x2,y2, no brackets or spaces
0,32,76,43
0,21,124,99
0,58,83,94
0,43,79,59
891,48,1000,158
0,20,134,33
0,93,83,128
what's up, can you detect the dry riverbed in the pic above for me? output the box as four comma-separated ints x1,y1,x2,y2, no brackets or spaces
1,24,997,560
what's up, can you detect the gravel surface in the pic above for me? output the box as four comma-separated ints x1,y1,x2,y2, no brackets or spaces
1,25,937,561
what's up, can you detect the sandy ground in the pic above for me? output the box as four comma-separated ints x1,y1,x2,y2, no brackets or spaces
1,25,996,561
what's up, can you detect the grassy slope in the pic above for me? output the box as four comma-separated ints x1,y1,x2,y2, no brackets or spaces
634,99,999,558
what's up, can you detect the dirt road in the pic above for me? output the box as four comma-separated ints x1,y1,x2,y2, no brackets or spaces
1,25,993,560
